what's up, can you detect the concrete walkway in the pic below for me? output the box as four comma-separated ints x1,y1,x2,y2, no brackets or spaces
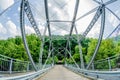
37,65,91,80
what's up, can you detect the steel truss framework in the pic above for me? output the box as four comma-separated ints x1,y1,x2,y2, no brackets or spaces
18,0,120,71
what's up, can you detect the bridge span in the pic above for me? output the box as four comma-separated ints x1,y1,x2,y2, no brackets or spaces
0,0,120,80
36,65,93,80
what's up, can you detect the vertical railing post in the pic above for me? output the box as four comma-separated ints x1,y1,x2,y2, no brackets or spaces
108,58,112,71
92,62,94,70
9,58,13,74
27,62,29,72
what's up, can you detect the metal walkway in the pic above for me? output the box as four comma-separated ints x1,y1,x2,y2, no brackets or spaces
36,65,91,80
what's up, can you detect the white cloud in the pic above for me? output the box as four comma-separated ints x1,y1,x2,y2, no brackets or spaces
0,23,7,34
53,7,68,20
0,0,14,11
6,20,19,36
60,30,68,35
0,21,20,39
25,25,35,34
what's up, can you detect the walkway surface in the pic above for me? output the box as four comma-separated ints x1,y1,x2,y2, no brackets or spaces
37,65,91,80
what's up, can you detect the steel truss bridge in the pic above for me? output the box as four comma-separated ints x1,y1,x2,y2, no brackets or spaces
0,0,120,80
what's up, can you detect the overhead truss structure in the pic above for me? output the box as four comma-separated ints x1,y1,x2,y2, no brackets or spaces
20,0,119,71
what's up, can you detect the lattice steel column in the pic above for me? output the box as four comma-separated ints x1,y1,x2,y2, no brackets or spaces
80,6,103,41
87,4,105,69
20,0,37,71
23,0,41,39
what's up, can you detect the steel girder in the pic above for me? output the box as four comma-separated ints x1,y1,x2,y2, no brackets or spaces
79,6,103,42
87,4,105,69
44,0,54,66
19,0,119,71
44,0,51,37
85,0,118,69
20,0,37,71
74,25,85,69
69,0,79,36
0,0,20,16
105,7,120,38
76,7,99,21
64,0,83,69
23,0,41,39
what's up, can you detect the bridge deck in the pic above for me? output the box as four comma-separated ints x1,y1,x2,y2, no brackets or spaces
37,65,91,80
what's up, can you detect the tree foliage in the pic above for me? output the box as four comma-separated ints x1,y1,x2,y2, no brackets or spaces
0,34,120,70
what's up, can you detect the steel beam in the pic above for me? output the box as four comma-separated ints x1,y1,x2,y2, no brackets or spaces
87,4,105,69
105,0,117,5
105,7,120,38
39,25,47,69
64,0,79,68
23,0,41,40
44,0,54,68
65,48,80,69
44,0,53,57
0,0,20,16
79,5,103,42
20,0,37,71
106,24,120,38
64,37,70,65
42,48,55,69
106,7,120,21
44,0,51,37
74,25,85,69
76,7,98,21
93,0,117,5
93,0,101,4
69,0,79,36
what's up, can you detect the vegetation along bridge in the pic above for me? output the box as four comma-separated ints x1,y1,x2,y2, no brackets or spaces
0,0,120,80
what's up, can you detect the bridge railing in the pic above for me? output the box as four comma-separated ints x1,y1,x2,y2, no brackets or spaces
1,66,53,80
92,54,120,71
0,53,54,79
65,54,120,80
65,54,120,71
0,54,33,74
0,54,54,74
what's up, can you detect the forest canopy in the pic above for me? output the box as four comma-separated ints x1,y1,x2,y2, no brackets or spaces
0,34,120,67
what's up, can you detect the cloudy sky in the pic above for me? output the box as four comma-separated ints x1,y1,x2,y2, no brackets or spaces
0,0,120,39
